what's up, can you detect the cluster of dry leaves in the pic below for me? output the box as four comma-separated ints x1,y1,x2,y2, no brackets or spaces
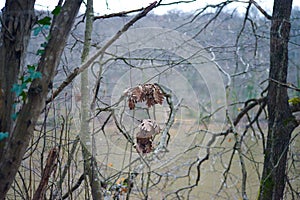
123,83,165,153
124,83,164,110
135,119,161,154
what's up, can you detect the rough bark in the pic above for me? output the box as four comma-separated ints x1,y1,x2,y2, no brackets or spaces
258,1,298,199
0,0,36,157
80,0,103,199
0,0,82,198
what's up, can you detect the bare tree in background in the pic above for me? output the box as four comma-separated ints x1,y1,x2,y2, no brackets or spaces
80,0,103,198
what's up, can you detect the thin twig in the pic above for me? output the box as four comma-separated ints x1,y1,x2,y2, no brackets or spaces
250,0,272,20
46,1,158,104
155,97,182,152
220,97,267,138
94,8,144,20
269,78,300,92
62,174,85,199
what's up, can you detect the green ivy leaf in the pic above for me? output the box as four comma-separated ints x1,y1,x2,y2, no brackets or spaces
32,25,50,36
36,49,45,56
20,91,27,102
27,65,36,71
23,76,32,84
12,83,27,97
37,16,51,26
33,26,42,36
28,68,42,80
45,35,51,41
19,75,25,82
11,112,18,121
52,6,62,16
0,132,9,141
41,41,48,48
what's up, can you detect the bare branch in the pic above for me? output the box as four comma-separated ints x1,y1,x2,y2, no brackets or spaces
94,8,144,20
159,0,196,6
46,1,158,104
233,97,266,127
155,97,182,153
62,174,85,199
250,0,272,20
220,97,267,137
93,0,196,20
32,148,58,200
269,78,300,92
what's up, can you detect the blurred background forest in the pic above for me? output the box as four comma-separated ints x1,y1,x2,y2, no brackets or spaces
0,1,299,199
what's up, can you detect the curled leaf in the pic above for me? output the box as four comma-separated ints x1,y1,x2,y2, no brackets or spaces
125,83,164,110
136,119,160,154
136,138,153,154
137,119,160,138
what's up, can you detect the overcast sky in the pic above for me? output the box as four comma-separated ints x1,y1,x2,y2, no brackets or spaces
1,0,300,15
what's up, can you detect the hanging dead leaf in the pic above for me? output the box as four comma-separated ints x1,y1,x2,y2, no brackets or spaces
136,119,160,154
131,85,143,102
124,83,164,110
137,119,160,138
136,137,153,154
153,84,164,105
128,97,136,110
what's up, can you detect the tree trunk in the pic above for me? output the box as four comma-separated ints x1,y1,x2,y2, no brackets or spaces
0,0,82,198
258,1,298,199
80,0,103,199
0,0,36,157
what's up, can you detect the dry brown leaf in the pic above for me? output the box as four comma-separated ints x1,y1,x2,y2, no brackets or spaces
136,138,153,154
153,85,164,105
128,98,135,110
131,85,143,102
136,119,160,154
137,119,160,138
125,83,164,110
